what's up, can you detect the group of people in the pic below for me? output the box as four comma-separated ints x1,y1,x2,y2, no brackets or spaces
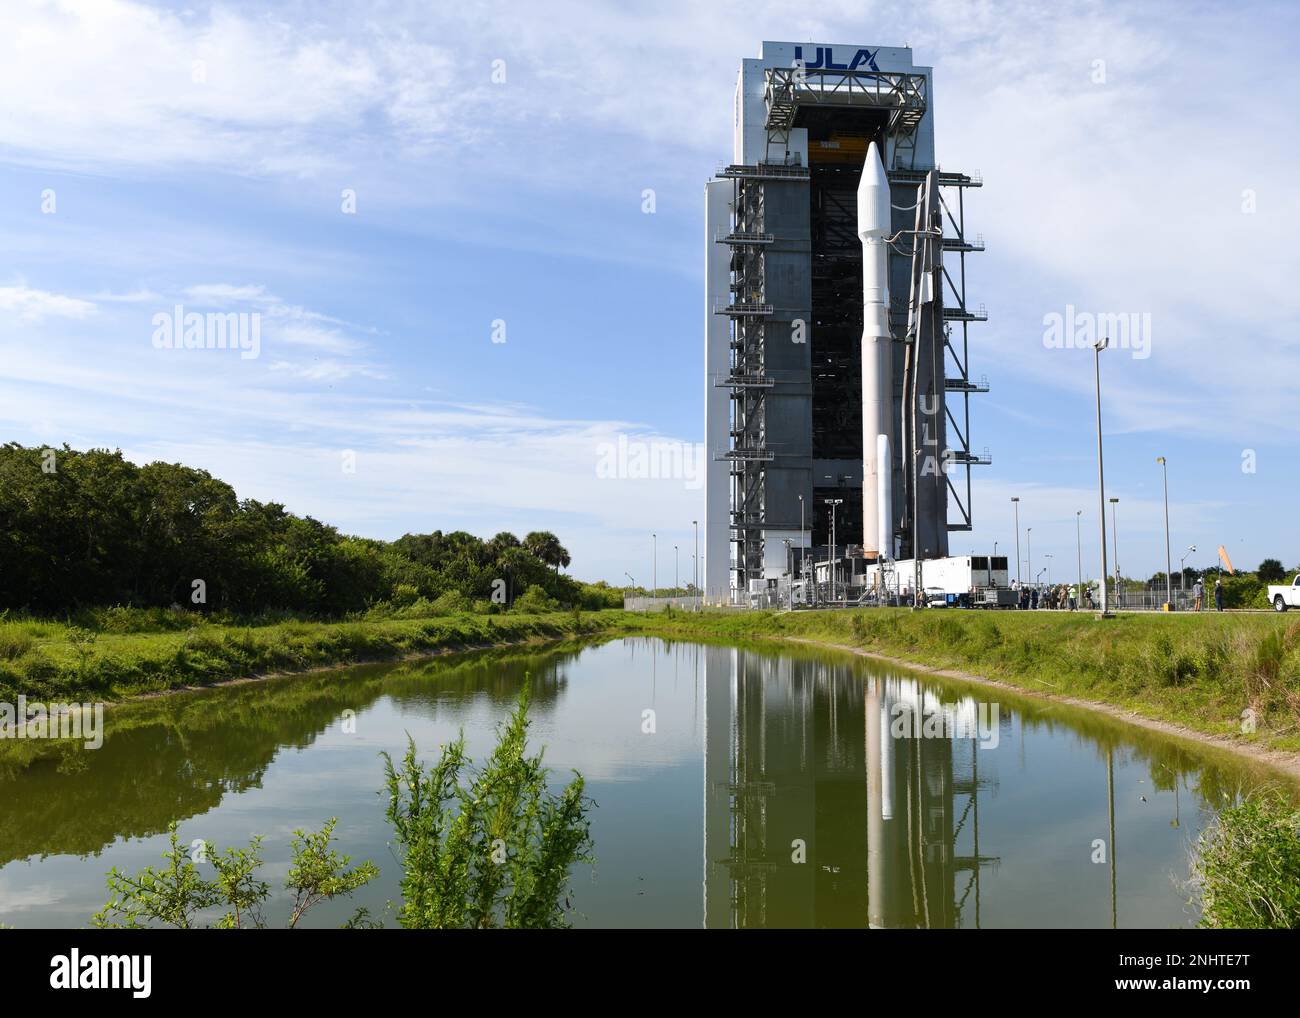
1010,580,1094,611
1190,577,1224,612
1004,577,1227,611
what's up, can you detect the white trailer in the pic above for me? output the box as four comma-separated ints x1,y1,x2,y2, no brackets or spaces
863,555,1010,605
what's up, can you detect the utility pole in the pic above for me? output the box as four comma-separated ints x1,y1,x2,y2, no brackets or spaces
692,520,699,611
651,533,657,603
783,538,792,605
1179,545,1196,604
1157,456,1172,610
1076,510,1083,610
828,499,844,604
1110,497,1120,606
1094,336,1111,616
798,494,806,581
1011,497,1021,590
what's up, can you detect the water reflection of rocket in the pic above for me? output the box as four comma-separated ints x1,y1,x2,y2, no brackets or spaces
704,648,998,928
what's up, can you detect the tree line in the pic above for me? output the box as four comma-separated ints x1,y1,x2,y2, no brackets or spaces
0,444,617,617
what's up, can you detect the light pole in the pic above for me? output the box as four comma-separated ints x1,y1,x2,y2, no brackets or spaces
674,544,679,598
1179,544,1196,602
1011,497,1021,588
1027,527,1033,591
828,499,844,604
1093,336,1111,616
1157,456,1172,610
692,520,699,610
651,533,657,602
1109,497,1120,604
1075,510,1083,610
798,493,806,581
1044,554,1053,590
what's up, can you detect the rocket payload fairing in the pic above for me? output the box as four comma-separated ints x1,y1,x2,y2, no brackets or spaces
858,142,893,559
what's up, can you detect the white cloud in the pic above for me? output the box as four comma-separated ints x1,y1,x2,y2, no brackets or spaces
0,0,462,175
267,359,387,382
92,288,161,303
0,284,95,322
182,284,274,305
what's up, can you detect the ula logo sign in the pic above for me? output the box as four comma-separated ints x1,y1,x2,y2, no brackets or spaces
793,46,881,72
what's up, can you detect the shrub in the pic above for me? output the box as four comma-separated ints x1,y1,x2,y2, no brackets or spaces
93,819,377,929
1193,792,1300,928
391,583,421,607
511,585,560,614
430,590,474,615
381,689,594,928
0,628,35,661
1150,633,1196,687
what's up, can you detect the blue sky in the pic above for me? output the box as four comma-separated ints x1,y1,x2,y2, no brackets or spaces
1,0,1296,585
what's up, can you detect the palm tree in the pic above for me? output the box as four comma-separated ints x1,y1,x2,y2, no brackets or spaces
523,531,570,572
485,531,520,562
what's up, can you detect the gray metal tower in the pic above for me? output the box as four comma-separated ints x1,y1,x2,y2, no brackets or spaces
704,42,987,603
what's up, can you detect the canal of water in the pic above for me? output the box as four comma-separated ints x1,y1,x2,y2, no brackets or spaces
0,637,1284,928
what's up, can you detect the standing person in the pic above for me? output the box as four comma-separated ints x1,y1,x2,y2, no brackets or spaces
1069,584,1078,611
1214,578,1224,612
1193,577,1204,612
1031,587,1039,610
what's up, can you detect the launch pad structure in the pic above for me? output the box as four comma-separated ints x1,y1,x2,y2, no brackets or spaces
704,42,989,604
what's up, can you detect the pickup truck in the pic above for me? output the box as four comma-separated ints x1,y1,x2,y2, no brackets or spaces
1268,575,1300,612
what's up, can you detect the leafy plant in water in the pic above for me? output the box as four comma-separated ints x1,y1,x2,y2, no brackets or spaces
381,686,594,928
93,819,377,929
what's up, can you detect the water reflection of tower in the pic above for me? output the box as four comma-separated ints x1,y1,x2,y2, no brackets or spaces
704,648,998,928
704,648,800,927
869,677,1000,928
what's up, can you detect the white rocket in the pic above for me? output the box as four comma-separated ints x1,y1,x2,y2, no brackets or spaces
859,142,893,560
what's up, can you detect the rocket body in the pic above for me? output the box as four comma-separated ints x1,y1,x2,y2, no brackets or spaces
859,142,893,559
877,433,892,560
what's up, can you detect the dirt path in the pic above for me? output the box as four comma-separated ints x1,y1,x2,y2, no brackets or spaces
780,635,1300,782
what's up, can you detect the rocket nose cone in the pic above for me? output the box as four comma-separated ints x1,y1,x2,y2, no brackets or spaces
859,141,889,191
857,141,891,238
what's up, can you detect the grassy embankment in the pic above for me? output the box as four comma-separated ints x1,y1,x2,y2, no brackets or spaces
4,604,1299,756
0,608,625,702
629,607,1300,755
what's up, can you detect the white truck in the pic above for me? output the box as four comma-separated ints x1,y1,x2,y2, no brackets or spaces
1268,574,1300,612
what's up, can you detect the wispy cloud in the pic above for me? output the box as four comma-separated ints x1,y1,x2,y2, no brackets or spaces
0,284,95,322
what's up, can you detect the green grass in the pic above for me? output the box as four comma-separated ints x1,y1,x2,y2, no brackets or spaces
0,609,624,701
1192,791,1300,927
627,607,1300,754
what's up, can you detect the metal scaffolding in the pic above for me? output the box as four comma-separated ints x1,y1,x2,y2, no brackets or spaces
716,165,812,588
934,175,989,532
764,67,928,165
